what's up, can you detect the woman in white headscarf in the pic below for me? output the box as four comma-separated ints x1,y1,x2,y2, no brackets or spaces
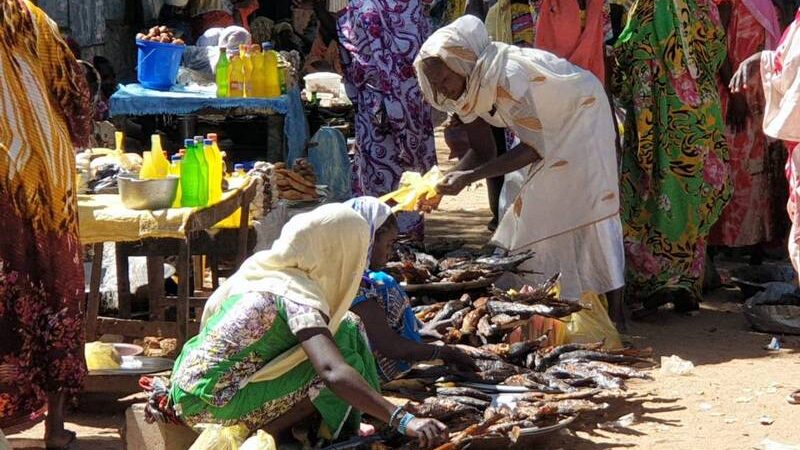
344,197,477,381
415,15,626,330
165,204,448,446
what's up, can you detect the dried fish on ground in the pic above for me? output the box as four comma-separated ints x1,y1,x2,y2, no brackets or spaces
405,397,482,422
534,342,606,371
436,387,493,402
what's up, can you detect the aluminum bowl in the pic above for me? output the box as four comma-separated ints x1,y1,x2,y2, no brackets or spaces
118,175,179,210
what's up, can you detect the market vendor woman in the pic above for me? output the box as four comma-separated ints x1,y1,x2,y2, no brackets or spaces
166,204,448,447
345,197,477,381
415,16,627,330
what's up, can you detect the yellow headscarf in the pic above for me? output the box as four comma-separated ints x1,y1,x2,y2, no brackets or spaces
201,203,370,382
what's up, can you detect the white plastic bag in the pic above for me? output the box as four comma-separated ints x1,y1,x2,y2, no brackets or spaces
660,355,694,376
239,430,277,450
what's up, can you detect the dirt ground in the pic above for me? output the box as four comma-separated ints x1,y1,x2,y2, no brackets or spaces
7,133,800,449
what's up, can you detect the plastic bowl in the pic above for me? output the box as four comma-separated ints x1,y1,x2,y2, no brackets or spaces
118,175,179,210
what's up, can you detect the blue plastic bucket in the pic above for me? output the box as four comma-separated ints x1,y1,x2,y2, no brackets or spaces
136,39,185,91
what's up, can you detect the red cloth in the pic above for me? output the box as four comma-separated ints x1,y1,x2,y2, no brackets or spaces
533,0,606,83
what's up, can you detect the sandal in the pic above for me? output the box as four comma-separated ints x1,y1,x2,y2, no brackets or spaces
787,390,800,405
45,430,76,450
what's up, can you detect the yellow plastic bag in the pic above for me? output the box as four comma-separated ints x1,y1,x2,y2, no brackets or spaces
564,292,622,350
84,342,122,371
239,430,277,450
379,166,444,212
189,424,249,450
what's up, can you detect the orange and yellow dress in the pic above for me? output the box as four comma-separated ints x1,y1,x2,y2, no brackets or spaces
0,0,91,428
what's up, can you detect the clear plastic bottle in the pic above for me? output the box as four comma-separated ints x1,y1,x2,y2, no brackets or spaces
216,47,230,98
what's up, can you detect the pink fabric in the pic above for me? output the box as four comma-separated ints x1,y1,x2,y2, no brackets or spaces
533,0,606,83
741,0,782,48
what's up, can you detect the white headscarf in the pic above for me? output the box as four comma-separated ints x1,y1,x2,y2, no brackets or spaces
343,197,393,265
201,203,370,382
414,15,509,123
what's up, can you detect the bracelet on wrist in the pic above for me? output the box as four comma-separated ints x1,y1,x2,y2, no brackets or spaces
388,405,404,428
430,345,443,360
397,412,416,435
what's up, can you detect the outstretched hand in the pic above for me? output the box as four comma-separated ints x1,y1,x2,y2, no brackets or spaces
437,170,473,196
730,52,763,94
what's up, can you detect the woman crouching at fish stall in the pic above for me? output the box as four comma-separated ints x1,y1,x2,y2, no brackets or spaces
414,16,627,332
345,197,479,381
155,205,449,447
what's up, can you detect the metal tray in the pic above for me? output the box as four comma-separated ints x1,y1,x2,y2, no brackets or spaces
463,415,576,450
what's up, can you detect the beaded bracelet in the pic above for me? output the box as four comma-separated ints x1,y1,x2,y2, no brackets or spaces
397,412,416,435
430,345,443,361
388,405,404,429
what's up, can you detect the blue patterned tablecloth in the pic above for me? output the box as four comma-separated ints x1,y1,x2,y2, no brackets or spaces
109,84,308,162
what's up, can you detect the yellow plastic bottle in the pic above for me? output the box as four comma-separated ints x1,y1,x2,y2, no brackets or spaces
140,151,156,179
262,42,281,97
203,139,223,205
228,49,245,98
240,44,253,98
169,154,182,207
251,45,267,97
115,131,124,154
150,134,170,178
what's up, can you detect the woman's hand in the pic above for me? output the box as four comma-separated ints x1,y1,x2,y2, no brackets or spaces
730,52,763,94
437,170,474,196
405,417,449,448
726,92,749,133
441,346,479,372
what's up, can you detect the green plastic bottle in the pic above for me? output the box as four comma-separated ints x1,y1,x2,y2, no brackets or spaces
180,139,202,207
216,47,230,98
195,138,209,206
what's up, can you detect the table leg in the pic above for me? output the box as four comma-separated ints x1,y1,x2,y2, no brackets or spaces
115,243,132,319
85,243,104,342
176,238,191,347
146,256,165,321
179,115,197,140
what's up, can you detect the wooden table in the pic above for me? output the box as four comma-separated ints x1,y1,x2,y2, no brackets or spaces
82,179,258,348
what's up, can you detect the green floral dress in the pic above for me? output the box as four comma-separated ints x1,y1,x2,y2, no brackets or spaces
169,291,380,438
614,0,732,302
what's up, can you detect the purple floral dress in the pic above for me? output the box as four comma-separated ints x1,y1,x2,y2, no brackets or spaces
337,0,437,240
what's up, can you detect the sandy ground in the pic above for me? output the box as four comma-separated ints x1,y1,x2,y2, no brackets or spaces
7,133,800,449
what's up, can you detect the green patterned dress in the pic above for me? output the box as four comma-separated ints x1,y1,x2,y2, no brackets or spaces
614,0,732,303
168,291,380,438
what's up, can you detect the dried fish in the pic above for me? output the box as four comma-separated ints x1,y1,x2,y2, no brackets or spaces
584,361,652,380
506,336,548,362
436,387,493,402
546,363,625,390
557,350,648,365
431,297,470,323
460,305,486,334
486,300,579,319
534,342,605,371
406,397,481,421
445,395,491,409
453,344,501,360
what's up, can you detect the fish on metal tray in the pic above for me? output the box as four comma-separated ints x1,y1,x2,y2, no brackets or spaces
486,300,578,319
476,314,500,341
546,363,624,390
506,336,548,362
489,313,523,328
474,250,535,271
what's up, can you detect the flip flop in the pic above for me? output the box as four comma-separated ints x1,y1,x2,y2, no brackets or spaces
45,430,76,450
787,390,800,405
